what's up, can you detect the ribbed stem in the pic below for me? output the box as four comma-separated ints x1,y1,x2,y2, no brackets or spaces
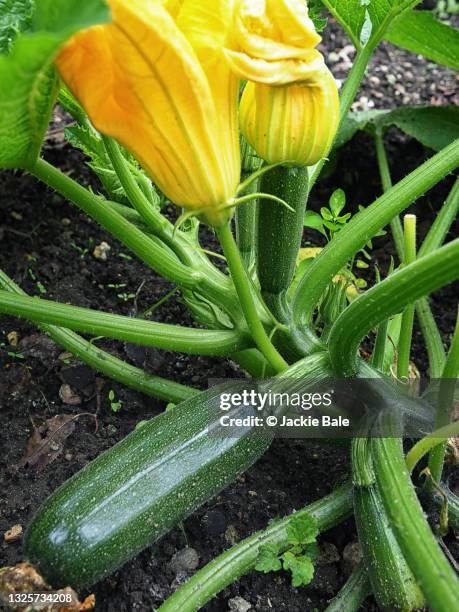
328,239,459,376
372,434,459,611
0,291,250,356
292,139,459,333
0,270,197,403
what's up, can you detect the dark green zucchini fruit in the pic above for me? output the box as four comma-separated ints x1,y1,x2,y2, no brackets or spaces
24,382,271,589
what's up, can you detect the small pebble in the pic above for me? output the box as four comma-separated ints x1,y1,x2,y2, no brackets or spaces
93,241,111,261
170,547,200,573
224,525,239,545
7,331,19,346
59,383,82,405
228,596,252,612
4,524,23,542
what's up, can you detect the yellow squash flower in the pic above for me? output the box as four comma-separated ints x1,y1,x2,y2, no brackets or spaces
225,0,340,167
56,0,240,227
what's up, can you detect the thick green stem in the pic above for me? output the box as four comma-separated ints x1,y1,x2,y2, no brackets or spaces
27,158,198,289
397,215,417,380
0,270,197,403
428,312,459,484
158,483,353,612
418,178,459,258
26,158,247,328
328,239,459,376
257,165,309,320
217,223,288,372
325,562,371,612
292,139,459,335
371,434,459,611
351,439,424,610
0,291,251,356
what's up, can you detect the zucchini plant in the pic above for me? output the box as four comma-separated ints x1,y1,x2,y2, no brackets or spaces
0,0,458,610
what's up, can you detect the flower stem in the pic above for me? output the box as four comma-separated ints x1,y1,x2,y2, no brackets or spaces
397,215,417,380
0,269,197,403
216,223,288,373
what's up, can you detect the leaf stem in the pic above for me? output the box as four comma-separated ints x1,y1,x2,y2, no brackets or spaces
406,421,459,475
328,239,459,376
0,269,197,403
0,290,251,357
324,562,371,612
396,215,417,380
292,139,459,340
216,223,288,373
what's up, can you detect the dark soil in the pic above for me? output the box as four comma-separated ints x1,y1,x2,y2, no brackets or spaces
1,13,458,612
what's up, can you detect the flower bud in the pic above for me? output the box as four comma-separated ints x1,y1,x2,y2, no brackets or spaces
240,68,339,166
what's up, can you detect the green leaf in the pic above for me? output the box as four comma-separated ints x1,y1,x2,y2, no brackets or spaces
286,514,319,546
329,188,346,216
0,0,33,53
307,0,328,32
0,0,110,169
322,0,421,49
255,543,282,573
385,10,459,71
320,207,333,221
304,210,325,231
336,106,459,152
282,552,315,587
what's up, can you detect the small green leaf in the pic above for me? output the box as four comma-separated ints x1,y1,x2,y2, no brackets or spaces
322,0,421,49
385,10,459,71
282,552,315,587
255,543,282,573
320,207,333,221
329,188,346,216
356,259,369,268
323,220,340,231
337,212,352,223
286,514,319,546
0,0,111,169
304,210,325,230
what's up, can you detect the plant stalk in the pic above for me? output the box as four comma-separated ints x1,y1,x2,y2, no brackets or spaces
0,290,251,357
292,139,459,337
396,215,417,380
0,270,197,403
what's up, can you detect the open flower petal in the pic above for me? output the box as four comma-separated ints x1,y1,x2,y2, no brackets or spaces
57,0,239,225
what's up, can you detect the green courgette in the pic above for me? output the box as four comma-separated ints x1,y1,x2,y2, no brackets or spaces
24,383,271,588
25,354,330,589
257,165,309,320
